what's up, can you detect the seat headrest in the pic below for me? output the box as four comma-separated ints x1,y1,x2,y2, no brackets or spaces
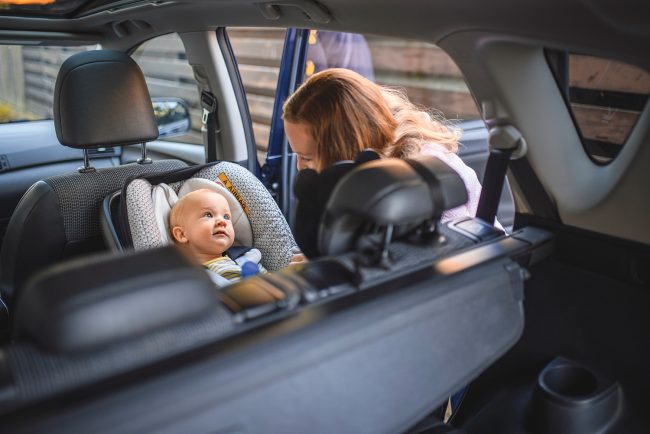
318,156,468,256
54,49,159,149
13,246,221,353
293,150,380,258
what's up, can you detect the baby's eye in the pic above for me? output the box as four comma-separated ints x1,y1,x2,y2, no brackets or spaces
223,213,231,221
203,211,213,218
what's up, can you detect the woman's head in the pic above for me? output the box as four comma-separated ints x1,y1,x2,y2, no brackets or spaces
283,68,396,171
282,68,461,172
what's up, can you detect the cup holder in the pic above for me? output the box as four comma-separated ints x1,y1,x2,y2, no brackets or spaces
542,365,598,399
528,357,621,434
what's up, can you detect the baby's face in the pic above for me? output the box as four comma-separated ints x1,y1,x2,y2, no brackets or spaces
179,191,235,258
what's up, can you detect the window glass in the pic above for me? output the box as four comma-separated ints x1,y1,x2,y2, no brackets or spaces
567,54,650,164
227,28,480,165
227,27,286,165
305,30,480,121
131,33,203,145
0,45,96,124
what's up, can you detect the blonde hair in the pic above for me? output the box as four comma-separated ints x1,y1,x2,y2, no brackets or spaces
283,68,460,168
381,87,460,156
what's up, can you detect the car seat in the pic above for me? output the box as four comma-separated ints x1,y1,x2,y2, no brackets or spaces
0,50,187,307
101,162,298,272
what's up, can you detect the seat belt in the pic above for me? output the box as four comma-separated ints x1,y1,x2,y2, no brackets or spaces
201,91,220,163
476,125,525,224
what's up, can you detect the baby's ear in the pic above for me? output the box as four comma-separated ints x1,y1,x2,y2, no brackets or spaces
171,226,188,243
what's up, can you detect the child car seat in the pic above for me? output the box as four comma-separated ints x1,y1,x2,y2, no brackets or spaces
101,162,298,271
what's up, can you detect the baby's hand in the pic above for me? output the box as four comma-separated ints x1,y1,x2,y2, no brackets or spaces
290,253,308,265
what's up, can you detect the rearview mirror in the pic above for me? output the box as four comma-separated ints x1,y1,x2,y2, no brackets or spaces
152,98,191,139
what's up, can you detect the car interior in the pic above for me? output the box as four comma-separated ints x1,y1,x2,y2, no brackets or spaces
0,0,648,433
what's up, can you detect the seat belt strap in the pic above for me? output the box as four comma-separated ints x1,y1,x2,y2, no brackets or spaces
476,125,524,225
201,91,220,163
476,148,513,223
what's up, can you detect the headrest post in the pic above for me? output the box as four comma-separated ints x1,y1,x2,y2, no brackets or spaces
379,224,394,268
137,142,153,165
77,149,96,173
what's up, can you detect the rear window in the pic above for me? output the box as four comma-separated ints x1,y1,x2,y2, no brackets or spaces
559,53,650,164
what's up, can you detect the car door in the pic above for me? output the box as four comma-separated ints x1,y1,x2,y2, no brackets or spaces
226,27,308,225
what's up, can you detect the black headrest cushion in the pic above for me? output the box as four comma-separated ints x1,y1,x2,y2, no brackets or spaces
54,49,159,148
293,150,380,258
13,246,220,353
318,156,468,256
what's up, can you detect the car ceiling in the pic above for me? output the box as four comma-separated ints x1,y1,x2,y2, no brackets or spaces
1,0,649,244
0,0,647,64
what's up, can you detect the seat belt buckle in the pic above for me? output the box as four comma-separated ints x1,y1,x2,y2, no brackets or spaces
201,91,218,125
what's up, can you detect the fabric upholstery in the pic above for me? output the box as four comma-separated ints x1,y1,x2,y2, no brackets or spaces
0,160,188,304
48,160,187,243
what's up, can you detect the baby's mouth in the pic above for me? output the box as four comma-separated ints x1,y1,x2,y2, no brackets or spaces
213,230,228,237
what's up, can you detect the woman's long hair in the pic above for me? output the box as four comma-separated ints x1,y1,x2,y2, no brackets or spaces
283,68,460,169
381,87,460,157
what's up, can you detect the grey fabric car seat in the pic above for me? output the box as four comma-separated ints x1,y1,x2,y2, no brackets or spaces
104,162,298,271
0,50,187,306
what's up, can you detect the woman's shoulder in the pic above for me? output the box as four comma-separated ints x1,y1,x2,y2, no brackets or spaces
415,143,483,221
417,143,473,174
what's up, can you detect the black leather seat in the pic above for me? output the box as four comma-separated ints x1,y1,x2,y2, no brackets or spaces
0,50,187,307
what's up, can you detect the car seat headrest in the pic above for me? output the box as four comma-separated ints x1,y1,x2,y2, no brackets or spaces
13,246,221,353
318,156,468,256
54,49,159,149
293,150,381,258
152,178,253,247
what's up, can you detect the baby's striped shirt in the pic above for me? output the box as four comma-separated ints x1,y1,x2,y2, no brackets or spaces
204,255,241,281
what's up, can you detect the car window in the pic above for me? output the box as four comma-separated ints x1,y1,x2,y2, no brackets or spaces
131,33,203,145
226,27,286,165
304,30,480,121
227,28,481,163
0,45,98,125
563,54,650,164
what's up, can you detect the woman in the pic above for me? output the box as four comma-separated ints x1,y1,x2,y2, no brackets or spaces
282,68,482,222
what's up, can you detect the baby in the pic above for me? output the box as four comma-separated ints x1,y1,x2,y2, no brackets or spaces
169,188,265,284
